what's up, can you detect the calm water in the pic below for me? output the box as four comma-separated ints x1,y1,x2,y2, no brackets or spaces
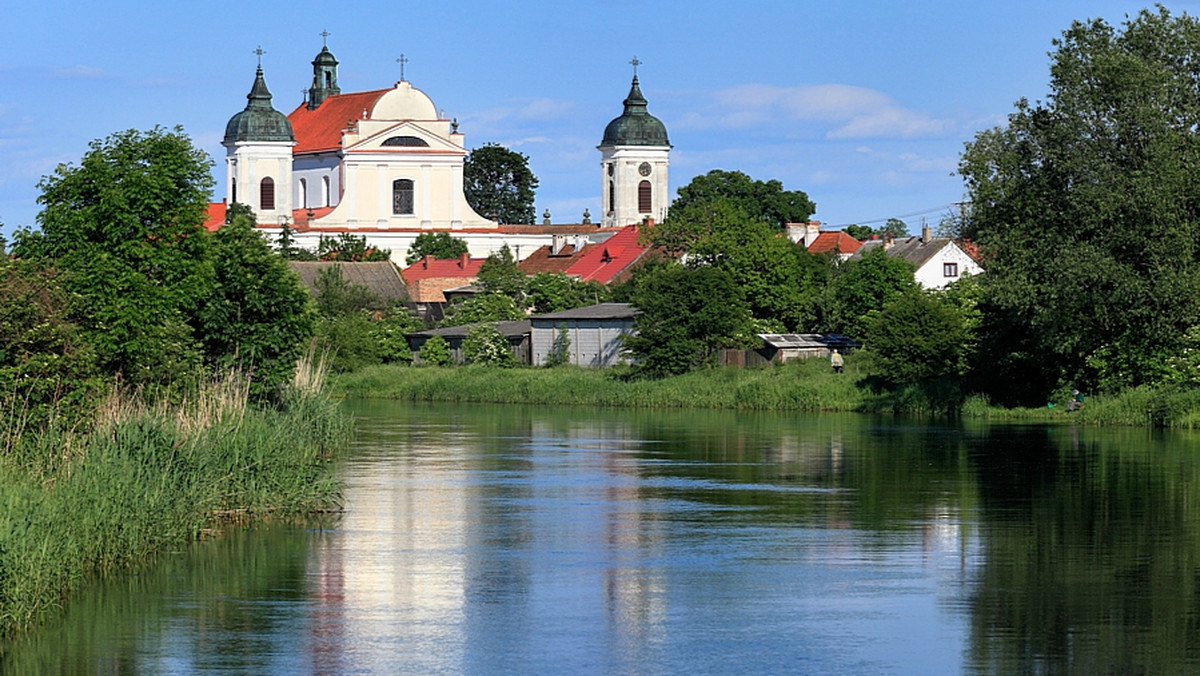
5,402,1200,674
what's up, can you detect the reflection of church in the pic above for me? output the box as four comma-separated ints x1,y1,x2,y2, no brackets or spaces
211,42,671,259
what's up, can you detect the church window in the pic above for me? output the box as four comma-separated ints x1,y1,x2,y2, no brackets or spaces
260,177,275,211
299,178,307,208
638,180,652,214
382,135,430,147
322,176,331,207
608,181,615,214
393,179,415,215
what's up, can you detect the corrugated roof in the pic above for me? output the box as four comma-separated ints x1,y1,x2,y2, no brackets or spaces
288,261,409,301
758,333,860,349
531,303,639,321
408,320,531,339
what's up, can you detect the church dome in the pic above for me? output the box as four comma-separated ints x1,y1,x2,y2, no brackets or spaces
600,76,670,147
371,80,439,121
224,66,295,143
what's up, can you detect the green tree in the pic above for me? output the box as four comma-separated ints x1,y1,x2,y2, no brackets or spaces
544,322,572,367
959,7,1200,398
418,334,452,366
13,126,215,384
464,143,539,224
462,323,517,366
317,233,391,262
644,197,829,330
525,273,610,314
672,169,815,230
864,290,968,386
623,263,751,378
196,215,316,397
476,244,525,301
312,266,385,318
844,218,910,241
405,232,470,264
440,292,523,327
820,247,916,338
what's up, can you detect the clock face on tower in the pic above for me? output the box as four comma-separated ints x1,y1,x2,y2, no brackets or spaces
638,162,652,177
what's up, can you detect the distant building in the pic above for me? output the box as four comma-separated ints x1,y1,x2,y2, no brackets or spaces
407,320,532,365
288,260,409,302
848,226,984,290
530,303,640,367
400,253,487,302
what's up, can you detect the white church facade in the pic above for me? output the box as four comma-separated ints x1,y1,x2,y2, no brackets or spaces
215,44,672,261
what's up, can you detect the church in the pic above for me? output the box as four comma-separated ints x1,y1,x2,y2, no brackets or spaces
211,42,673,260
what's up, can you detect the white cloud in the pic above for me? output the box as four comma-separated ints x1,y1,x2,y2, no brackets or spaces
676,83,959,140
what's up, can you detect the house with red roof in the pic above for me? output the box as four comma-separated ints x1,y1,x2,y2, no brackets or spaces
787,222,861,260
565,224,651,284
400,253,487,302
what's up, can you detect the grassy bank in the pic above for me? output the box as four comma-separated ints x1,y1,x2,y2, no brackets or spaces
0,369,351,638
335,358,1200,428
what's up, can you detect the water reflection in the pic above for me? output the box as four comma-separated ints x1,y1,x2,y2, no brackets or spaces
5,404,1200,674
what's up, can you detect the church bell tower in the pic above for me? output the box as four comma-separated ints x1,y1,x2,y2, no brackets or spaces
598,58,671,227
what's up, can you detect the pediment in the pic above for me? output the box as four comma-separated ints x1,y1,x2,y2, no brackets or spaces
347,121,462,153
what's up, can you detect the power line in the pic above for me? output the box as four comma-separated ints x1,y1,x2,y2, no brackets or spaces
822,201,968,229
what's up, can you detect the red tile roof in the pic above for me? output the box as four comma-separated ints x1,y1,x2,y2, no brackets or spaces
518,243,596,275
288,89,391,155
204,201,226,232
400,253,486,282
807,231,863,255
566,225,647,284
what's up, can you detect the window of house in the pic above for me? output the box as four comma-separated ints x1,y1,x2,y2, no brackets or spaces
944,262,959,277
393,179,414,215
299,178,307,208
638,180,652,214
322,176,331,207
260,177,275,210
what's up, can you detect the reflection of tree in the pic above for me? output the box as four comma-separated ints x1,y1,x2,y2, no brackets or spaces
966,427,1200,673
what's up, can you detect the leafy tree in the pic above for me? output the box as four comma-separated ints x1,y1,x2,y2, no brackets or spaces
196,215,315,397
313,266,385,318
367,310,423,364
314,312,383,373
526,273,610,314
418,334,452,366
623,263,751,378
0,260,101,428
13,126,214,384
462,323,517,366
544,322,572,367
844,218,910,241
672,169,815,230
317,233,391,262
406,232,470,265
864,290,968,386
440,292,523,327
959,7,1200,397
844,224,875,241
643,197,829,330
820,247,916,338
464,143,539,224
476,244,525,301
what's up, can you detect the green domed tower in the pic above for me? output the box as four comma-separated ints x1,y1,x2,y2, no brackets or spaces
598,69,671,227
222,59,296,224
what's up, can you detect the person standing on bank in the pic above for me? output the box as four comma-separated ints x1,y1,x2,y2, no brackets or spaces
830,349,844,374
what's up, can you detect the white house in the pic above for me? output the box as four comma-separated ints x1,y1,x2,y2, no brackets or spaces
849,226,983,289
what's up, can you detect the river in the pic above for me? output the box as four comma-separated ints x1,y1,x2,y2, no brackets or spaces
4,401,1200,674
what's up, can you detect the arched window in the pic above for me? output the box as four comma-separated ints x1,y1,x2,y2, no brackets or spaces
322,176,331,207
393,179,414,215
638,180,652,214
382,135,430,147
298,178,307,208
260,177,275,210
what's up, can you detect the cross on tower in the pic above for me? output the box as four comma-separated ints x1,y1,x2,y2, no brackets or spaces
320,29,331,46
396,54,409,81
254,45,266,67
630,56,641,77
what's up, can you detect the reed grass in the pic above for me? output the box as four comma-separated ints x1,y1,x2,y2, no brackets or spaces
335,359,1200,428
0,357,351,638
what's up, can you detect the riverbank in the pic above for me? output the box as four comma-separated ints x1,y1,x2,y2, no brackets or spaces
334,359,1200,428
0,371,352,639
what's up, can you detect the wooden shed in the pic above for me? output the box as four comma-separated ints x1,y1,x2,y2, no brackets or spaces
756,333,860,363
407,320,532,365
529,303,639,367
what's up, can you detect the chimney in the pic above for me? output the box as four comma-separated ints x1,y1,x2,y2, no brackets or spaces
786,223,805,244
552,234,567,256
459,252,469,269
921,224,932,244
805,221,820,248
422,254,433,269
883,232,894,250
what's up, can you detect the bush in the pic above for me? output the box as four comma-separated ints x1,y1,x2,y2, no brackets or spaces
463,324,516,366
419,335,452,366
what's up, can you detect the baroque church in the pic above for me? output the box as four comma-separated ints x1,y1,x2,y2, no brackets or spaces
213,42,672,260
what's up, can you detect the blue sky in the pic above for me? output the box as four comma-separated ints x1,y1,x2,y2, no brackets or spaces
2,1,1196,236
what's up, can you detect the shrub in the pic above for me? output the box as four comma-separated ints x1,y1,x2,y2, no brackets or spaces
463,324,516,366
419,335,452,366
